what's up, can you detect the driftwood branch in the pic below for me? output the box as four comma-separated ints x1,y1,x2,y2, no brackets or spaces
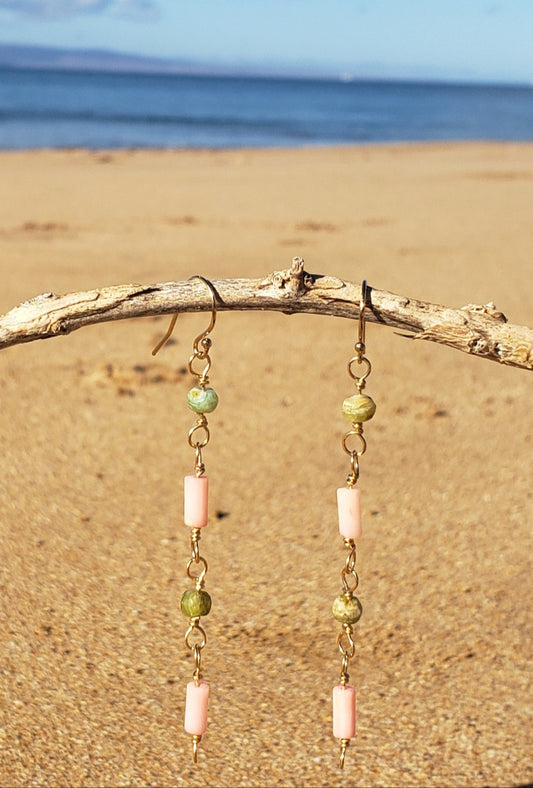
0,259,531,370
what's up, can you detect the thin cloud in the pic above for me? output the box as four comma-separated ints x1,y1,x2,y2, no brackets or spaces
0,0,108,16
115,0,159,21
0,0,158,19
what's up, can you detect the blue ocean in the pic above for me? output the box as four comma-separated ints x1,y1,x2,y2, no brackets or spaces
0,67,532,150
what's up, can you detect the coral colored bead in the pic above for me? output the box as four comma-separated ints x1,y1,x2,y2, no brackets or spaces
337,486,362,540
333,684,356,739
184,680,209,735
184,475,209,528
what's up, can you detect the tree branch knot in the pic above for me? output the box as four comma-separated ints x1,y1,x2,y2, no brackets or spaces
259,256,315,298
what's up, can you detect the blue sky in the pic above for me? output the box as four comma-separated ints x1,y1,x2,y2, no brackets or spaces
0,0,531,83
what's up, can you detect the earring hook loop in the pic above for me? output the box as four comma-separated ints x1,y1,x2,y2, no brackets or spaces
151,275,218,356
188,275,217,347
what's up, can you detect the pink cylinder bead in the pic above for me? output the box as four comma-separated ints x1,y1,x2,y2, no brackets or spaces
337,486,362,540
333,684,356,739
184,475,209,528
184,680,209,735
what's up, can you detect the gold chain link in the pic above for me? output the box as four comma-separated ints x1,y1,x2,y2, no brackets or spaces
188,416,210,476
347,351,372,391
341,545,359,594
188,335,213,384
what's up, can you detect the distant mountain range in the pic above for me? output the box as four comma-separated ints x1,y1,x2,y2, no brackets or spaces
0,43,335,79
0,43,231,75
1,43,527,85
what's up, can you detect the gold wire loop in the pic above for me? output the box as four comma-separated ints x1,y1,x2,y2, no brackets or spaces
194,447,205,477
188,348,212,382
342,429,367,458
193,643,203,679
346,453,360,486
340,654,350,685
185,619,207,651
188,419,210,450
341,541,359,592
337,625,356,659
344,543,357,572
341,569,359,594
186,556,208,585
347,355,372,389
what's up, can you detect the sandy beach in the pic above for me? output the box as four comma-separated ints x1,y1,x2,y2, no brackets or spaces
0,142,531,788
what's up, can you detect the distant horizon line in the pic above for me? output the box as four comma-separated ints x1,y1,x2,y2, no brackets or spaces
0,41,530,89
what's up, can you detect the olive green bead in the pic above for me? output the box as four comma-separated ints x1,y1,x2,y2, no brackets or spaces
187,386,219,414
180,589,212,618
342,394,376,423
332,594,363,625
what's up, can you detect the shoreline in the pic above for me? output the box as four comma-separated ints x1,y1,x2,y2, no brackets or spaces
1,137,533,153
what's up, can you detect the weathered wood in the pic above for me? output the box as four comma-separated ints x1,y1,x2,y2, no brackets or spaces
0,258,531,370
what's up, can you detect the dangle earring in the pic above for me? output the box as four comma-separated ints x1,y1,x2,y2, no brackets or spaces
152,276,219,764
332,280,376,769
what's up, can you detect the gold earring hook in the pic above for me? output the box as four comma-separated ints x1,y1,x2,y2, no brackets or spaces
188,275,217,343
151,313,178,356
151,275,217,356
187,276,218,384
357,280,368,349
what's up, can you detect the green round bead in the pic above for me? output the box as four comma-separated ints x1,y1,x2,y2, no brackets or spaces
187,386,219,414
332,594,362,625
342,394,376,423
180,589,212,618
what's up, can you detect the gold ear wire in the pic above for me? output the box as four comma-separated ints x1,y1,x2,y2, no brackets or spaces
151,313,179,356
357,279,368,350
187,275,217,350
151,275,217,357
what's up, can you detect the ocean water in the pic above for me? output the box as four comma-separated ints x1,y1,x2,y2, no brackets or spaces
0,67,532,150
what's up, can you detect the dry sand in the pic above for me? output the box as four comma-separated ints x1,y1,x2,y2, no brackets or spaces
0,143,531,788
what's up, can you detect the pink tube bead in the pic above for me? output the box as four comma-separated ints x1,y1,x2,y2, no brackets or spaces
184,475,209,528
184,680,209,735
333,684,356,739
337,486,362,540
